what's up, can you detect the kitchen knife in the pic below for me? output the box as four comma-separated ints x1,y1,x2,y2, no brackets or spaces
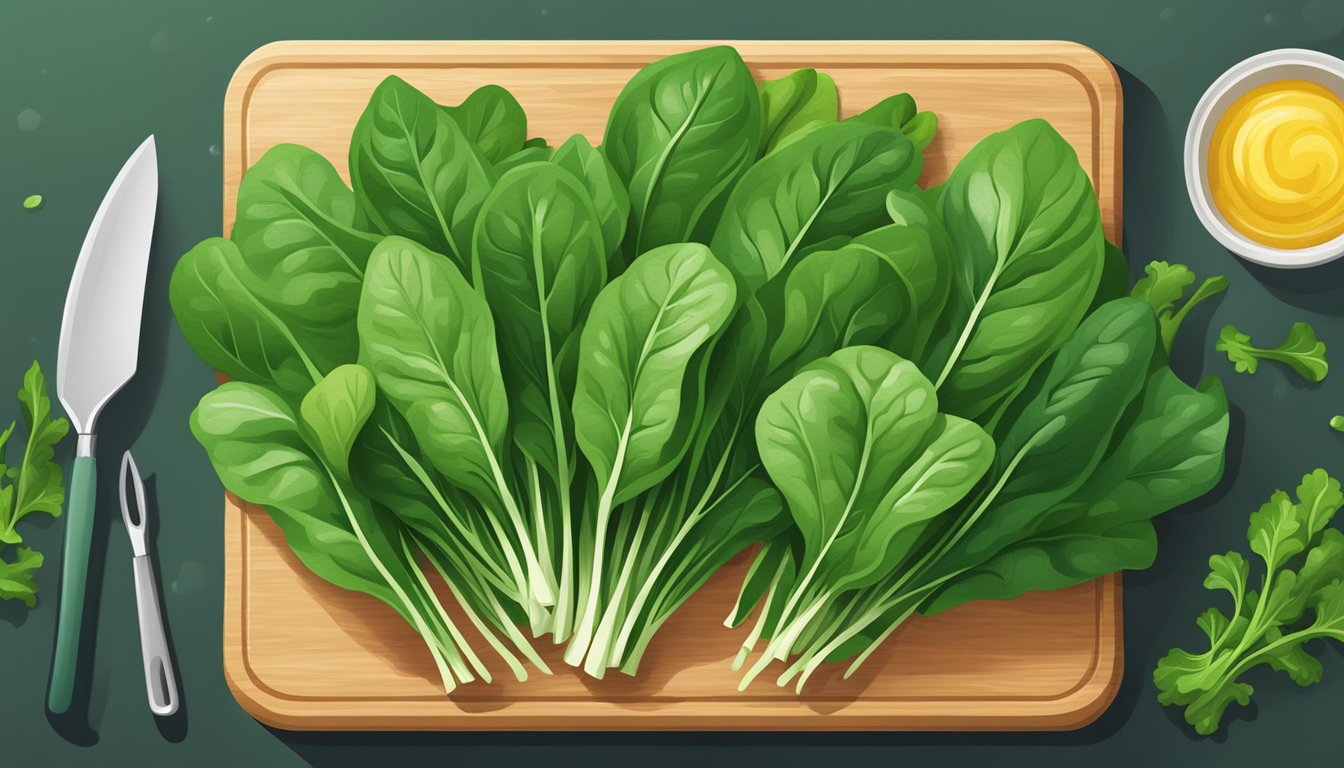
49,136,158,715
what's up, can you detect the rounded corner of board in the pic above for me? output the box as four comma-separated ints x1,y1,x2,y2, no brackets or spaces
222,645,305,731
224,41,307,116
1043,41,1123,104
1039,574,1125,731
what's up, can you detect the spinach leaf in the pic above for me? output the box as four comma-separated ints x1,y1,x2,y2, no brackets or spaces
768,298,1160,688
928,119,1104,421
572,242,737,505
551,135,631,265
441,84,528,165
581,243,926,677
1089,240,1132,315
231,144,380,371
170,238,322,393
759,246,917,390
711,122,922,293
603,46,760,255
932,298,1158,568
848,93,938,150
567,242,737,665
357,236,556,608
740,346,992,687
494,147,553,174
192,376,479,692
349,76,497,271
923,370,1229,612
473,162,608,638
758,68,838,155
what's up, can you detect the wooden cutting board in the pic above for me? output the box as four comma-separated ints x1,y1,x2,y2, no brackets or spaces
221,40,1123,731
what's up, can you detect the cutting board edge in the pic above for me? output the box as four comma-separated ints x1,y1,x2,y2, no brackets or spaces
224,500,1122,732
220,39,1126,731
221,39,1122,241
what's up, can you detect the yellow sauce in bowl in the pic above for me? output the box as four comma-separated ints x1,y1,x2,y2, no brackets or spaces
1209,79,1344,249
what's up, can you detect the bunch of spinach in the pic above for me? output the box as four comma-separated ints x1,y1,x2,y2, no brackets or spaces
726,131,1231,688
173,45,1228,691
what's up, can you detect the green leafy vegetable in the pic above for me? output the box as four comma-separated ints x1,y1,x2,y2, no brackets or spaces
1331,415,1344,432
566,242,737,667
757,68,838,155
1089,241,1130,314
739,347,993,688
0,546,43,607
1216,322,1328,382
603,46,760,255
1131,260,1228,354
194,373,490,692
550,135,631,265
440,85,528,165
349,76,497,271
1155,470,1344,735
358,237,557,615
168,47,1230,693
711,121,922,293
473,162,608,638
0,362,70,606
22,194,42,210
849,93,938,150
926,119,1104,421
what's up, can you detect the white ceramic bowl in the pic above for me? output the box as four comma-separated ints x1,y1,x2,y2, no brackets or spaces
1185,48,1344,269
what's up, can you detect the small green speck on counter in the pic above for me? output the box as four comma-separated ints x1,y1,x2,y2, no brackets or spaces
22,194,43,210
1331,415,1344,432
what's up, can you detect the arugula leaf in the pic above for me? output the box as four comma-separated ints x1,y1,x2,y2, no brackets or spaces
1155,470,1344,735
1131,261,1228,354
2,362,70,545
0,362,70,606
1216,322,1328,382
0,547,43,607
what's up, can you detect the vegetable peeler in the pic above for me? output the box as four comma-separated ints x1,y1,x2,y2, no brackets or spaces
119,451,180,716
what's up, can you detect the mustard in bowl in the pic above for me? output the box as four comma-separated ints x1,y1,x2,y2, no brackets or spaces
1187,49,1344,268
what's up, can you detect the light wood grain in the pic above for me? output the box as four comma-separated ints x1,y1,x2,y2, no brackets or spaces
222,40,1124,731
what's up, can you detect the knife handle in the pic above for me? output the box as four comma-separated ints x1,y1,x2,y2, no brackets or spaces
132,554,179,716
48,455,96,715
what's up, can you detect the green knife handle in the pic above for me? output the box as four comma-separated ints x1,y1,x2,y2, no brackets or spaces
48,454,96,715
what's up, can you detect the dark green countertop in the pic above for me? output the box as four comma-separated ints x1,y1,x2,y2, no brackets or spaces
3,0,1343,765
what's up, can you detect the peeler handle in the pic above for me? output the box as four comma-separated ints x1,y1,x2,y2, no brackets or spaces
132,554,179,716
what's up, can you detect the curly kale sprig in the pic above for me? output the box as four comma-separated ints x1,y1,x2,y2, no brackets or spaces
1155,469,1344,735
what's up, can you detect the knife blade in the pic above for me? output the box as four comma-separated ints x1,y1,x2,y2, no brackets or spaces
48,136,158,715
